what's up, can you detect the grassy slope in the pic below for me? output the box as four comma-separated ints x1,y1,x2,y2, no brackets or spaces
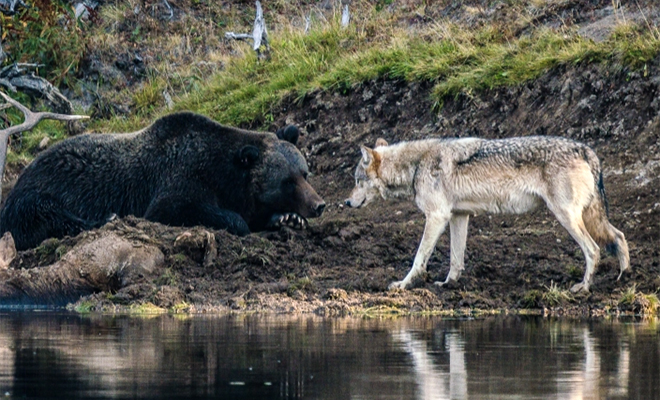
2,1,660,164
175,22,659,127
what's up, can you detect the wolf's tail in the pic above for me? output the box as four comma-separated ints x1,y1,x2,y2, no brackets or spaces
582,169,630,280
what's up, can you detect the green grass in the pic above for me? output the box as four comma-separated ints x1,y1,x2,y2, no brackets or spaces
618,284,660,316
542,281,573,307
1,0,87,87
73,300,94,313
128,302,167,315
170,19,660,129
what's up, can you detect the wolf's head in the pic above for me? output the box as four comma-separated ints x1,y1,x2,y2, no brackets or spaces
344,139,388,208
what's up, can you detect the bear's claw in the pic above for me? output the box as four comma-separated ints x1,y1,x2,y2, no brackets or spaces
268,213,308,230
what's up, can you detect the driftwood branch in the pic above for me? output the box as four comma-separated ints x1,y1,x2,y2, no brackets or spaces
225,1,270,59
0,91,89,200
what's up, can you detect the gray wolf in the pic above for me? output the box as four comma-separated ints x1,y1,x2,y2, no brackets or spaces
345,136,629,293
1,112,325,250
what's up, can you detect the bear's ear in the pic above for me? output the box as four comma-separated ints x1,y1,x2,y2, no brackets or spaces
276,125,300,146
236,145,260,169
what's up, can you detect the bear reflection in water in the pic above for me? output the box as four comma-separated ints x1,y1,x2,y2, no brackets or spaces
0,112,325,250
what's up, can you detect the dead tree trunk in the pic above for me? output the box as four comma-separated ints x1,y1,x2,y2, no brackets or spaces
224,1,270,59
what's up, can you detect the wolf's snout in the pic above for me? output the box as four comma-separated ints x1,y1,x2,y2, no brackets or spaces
344,198,362,208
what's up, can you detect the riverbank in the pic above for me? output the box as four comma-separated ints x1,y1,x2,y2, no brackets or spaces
1,1,658,317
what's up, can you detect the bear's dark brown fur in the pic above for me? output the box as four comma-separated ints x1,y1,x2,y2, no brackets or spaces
0,112,325,250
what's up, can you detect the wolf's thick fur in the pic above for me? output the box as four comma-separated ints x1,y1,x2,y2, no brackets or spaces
345,136,629,293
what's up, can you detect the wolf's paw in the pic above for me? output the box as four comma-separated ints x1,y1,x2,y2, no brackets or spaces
388,280,408,291
616,267,630,281
569,282,589,294
267,213,308,230
434,277,460,288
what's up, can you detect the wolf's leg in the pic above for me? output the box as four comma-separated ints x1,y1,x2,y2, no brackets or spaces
389,212,450,290
435,213,470,287
550,207,600,293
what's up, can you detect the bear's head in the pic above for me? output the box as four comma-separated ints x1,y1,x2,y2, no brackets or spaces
237,126,325,230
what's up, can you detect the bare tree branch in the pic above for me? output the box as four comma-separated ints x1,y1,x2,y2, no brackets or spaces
305,14,311,33
341,4,350,28
0,91,89,200
0,63,75,115
162,0,173,20
225,1,270,59
224,32,253,41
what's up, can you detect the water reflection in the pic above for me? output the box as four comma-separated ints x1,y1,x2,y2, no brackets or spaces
0,313,656,399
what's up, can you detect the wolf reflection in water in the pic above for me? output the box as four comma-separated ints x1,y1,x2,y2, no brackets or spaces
0,315,640,400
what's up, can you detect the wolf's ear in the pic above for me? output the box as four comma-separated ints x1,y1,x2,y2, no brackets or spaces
375,138,388,147
236,145,260,169
360,146,374,165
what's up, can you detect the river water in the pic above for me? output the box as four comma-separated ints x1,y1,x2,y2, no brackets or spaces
0,312,657,399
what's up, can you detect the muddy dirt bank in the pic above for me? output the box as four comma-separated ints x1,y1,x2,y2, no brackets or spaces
3,54,659,316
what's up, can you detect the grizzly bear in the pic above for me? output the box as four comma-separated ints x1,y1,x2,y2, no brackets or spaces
0,112,325,250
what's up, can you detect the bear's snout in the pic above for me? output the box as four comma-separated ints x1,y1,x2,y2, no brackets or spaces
314,202,326,217
303,197,325,218
296,178,325,219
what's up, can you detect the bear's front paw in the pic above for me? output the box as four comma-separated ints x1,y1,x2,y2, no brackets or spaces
267,213,308,230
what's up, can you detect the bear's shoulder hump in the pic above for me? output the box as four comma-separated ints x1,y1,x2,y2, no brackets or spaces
147,112,223,142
